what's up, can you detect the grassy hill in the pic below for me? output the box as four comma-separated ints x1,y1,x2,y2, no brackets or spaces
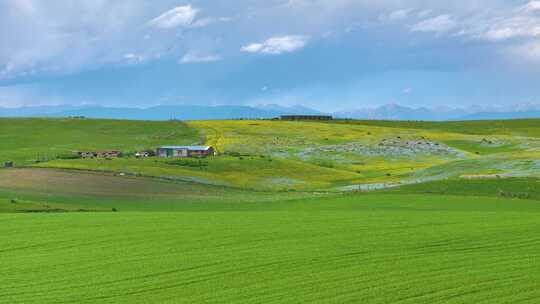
1,118,540,303
0,118,199,165
2,118,533,191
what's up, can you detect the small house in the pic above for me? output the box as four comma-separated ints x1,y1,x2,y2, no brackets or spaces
157,146,215,158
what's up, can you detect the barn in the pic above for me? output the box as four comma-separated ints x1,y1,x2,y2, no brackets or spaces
157,146,215,158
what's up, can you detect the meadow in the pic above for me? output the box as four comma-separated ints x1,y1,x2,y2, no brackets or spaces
6,117,536,191
1,117,540,303
2,193,539,303
0,118,199,165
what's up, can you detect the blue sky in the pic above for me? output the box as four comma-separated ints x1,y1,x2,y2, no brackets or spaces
1,0,540,111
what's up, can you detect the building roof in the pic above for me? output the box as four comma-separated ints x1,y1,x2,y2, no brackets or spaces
159,146,212,151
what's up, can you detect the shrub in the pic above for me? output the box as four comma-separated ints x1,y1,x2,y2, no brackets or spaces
57,153,80,160
166,159,208,168
226,151,242,157
312,158,335,169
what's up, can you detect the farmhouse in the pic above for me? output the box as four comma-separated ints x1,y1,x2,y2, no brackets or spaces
280,115,333,121
157,146,215,158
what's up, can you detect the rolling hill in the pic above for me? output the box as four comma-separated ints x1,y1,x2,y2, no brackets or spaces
1,117,540,303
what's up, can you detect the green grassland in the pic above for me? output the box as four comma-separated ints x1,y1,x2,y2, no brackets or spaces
1,118,540,303
0,118,199,165
10,118,536,191
2,193,539,303
189,119,540,188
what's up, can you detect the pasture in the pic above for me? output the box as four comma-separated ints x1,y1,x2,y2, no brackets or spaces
1,192,539,303
0,118,199,165
1,118,540,303
9,118,537,190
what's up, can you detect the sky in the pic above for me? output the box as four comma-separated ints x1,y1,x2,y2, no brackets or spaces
1,0,540,111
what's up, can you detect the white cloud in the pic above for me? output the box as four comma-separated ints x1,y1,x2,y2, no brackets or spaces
1,0,540,84
385,9,413,21
148,5,199,29
180,52,221,64
479,15,540,41
435,1,540,42
123,53,145,64
191,17,232,28
241,35,310,55
524,1,540,13
411,15,458,34
0,1,232,80
241,43,264,53
483,26,540,41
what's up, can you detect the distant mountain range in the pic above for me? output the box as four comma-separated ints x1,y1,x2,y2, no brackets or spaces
0,105,284,120
1,103,540,121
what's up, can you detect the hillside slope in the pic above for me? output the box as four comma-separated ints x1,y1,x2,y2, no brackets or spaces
2,118,540,191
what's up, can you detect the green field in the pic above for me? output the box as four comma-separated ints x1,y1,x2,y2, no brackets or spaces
0,118,199,165
4,118,536,191
1,118,540,303
2,193,539,303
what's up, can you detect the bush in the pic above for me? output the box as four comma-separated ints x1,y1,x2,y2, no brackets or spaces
57,153,80,160
166,159,208,168
312,158,335,169
226,151,242,157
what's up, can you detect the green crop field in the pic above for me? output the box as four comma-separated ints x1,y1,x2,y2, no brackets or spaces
1,118,540,303
2,193,539,303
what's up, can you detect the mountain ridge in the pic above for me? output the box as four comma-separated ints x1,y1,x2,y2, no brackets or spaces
1,103,540,121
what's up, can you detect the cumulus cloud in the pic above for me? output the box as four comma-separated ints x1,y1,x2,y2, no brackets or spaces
148,5,199,29
241,35,310,55
411,15,458,34
2,0,540,84
523,1,540,12
0,1,232,80
180,52,221,63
